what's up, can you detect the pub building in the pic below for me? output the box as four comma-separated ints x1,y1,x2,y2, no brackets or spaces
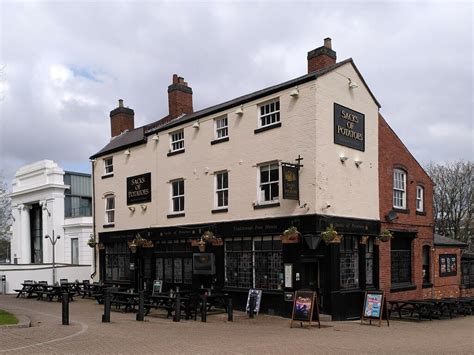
89,38,456,321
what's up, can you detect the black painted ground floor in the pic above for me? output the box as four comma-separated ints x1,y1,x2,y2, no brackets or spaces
98,214,380,320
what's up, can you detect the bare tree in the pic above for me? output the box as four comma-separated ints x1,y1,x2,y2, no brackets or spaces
426,161,473,244
0,175,12,261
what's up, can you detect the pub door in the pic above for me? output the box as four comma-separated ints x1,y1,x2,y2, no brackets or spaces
301,260,324,312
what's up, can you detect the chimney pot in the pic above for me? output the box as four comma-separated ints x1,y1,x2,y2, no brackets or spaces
324,37,332,49
118,99,124,108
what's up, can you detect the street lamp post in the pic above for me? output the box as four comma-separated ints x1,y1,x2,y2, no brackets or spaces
45,231,60,284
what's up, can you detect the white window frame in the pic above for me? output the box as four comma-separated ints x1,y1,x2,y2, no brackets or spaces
393,169,406,209
258,99,280,128
105,195,115,224
215,171,229,208
71,238,79,264
170,130,184,152
258,162,279,204
170,179,185,213
416,185,424,212
214,116,228,140
104,157,113,175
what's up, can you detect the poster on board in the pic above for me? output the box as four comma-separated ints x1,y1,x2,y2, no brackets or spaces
246,289,262,316
152,280,162,296
361,291,389,327
290,290,320,328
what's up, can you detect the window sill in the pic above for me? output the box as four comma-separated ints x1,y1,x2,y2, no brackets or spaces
210,137,229,145
254,122,282,134
392,208,410,214
167,213,185,219
211,208,228,214
390,283,417,293
253,202,280,210
103,224,115,229
416,211,426,216
422,283,433,289
167,149,185,157
101,174,114,179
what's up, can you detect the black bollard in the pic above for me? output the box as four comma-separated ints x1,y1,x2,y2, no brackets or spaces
201,294,207,322
173,292,181,322
136,290,144,321
102,288,111,323
227,297,233,322
61,292,69,325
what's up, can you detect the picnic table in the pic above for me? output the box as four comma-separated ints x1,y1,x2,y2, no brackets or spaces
110,291,140,312
147,292,199,320
15,283,41,298
388,300,435,321
36,284,75,302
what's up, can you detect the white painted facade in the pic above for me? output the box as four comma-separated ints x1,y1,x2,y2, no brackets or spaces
8,160,92,285
93,61,379,234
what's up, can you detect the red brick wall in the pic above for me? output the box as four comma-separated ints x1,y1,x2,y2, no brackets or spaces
110,113,134,137
308,55,336,73
431,247,462,298
378,114,435,301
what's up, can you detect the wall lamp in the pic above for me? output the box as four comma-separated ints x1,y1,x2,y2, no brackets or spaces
348,78,359,90
124,148,131,155
355,159,363,167
289,86,299,97
234,105,243,115
141,204,147,211
340,155,348,164
152,134,159,142
128,206,135,213
192,121,200,129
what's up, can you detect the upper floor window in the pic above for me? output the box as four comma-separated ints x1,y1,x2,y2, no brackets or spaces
393,169,406,209
170,130,184,152
171,179,185,213
104,157,113,175
259,163,279,203
259,100,280,128
416,185,424,212
215,171,229,208
105,195,115,224
215,116,228,139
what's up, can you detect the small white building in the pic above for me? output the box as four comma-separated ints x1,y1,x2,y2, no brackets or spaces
0,160,93,293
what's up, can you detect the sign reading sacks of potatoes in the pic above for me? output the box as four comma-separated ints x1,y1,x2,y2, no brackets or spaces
333,103,365,151
127,172,152,205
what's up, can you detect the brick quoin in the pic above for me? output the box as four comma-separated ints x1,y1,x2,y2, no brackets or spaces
378,114,435,301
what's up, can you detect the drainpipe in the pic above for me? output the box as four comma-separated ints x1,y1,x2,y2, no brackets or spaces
90,159,97,280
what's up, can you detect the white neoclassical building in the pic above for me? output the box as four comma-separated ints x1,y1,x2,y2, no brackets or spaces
0,160,93,293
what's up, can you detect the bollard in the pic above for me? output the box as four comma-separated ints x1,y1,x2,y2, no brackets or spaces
173,292,181,322
102,288,111,323
201,294,207,322
136,290,144,321
61,292,69,325
227,297,233,322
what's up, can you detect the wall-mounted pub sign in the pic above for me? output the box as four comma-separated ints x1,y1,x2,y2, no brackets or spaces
282,165,299,200
127,172,151,205
334,103,365,151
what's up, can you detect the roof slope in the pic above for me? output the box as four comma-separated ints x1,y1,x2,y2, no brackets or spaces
90,58,380,159
434,234,467,247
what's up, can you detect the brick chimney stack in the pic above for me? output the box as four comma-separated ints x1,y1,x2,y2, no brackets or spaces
110,99,135,137
307,37,337,73
168,74,193,120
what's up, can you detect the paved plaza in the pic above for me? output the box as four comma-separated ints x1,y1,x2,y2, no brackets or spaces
0,295,473,354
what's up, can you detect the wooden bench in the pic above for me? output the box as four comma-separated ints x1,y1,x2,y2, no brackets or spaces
388,300,435,321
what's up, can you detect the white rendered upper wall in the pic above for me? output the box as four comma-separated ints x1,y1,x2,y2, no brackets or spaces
93,61,380,233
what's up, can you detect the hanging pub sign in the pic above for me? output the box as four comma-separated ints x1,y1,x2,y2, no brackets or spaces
282,164,299,200
127,172,151,205
334,103,365,151
439,254,457,277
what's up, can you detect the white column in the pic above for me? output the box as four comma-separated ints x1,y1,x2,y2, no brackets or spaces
20,204,31,264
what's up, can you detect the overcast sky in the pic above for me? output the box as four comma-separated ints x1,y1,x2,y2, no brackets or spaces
0,0,472,185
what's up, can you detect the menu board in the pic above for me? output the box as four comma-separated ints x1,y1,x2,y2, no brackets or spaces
290,291,320,328
246,289,262,316
361,290,389,327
